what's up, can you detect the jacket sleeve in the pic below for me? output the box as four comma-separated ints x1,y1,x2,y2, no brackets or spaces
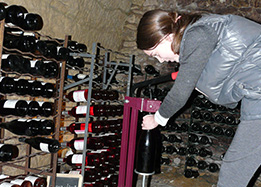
156,25,219,126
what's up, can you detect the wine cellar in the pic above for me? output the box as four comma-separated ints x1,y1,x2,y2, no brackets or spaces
0,1,260,187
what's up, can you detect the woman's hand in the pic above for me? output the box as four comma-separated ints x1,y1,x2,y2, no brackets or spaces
141,114,159,130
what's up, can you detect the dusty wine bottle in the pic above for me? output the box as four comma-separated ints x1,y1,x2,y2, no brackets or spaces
14,78,31,95
0,77,16,94
21,13,43,31
5,5,28,26
19,175,47,187
0,99,28,116
19,137,60,153
0,3,6,21
0,144,19,162
10,179,32,187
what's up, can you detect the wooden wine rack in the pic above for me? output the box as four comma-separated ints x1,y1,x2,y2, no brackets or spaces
0,18,67,186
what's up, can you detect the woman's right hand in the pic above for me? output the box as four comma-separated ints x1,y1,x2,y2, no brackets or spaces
141,114,159,130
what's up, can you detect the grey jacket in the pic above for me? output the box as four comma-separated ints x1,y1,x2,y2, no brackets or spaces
194,14,261,107
158,14,261,121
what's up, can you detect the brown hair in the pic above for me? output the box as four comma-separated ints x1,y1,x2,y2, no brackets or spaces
136,9,202,54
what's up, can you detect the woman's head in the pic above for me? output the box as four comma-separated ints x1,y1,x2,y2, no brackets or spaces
136,9,202,58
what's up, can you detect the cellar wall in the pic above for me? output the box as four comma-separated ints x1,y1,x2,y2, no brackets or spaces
3,0,132,51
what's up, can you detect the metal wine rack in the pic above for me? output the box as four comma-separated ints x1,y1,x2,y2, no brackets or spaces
60,42,134,185
0,19,68,186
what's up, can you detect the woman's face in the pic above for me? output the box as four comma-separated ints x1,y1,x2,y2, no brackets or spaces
143,34,179,63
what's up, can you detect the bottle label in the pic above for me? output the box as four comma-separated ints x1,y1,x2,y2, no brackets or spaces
30,60,37,68
73,90,87,102
74,139,84,150
40,143,50,152
76,106,87,114
10,179,25,185
74,123,85,134
1,54,9,59
0,77,4,82
0,144,4,148
24,176,37,183
0,183,14,187
38,101,44,106
3,100,18,109
0,174,8,179
71,154,83,163
76,74,87,79
18,119,27,122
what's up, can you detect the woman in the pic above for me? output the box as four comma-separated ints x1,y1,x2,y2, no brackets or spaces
137,9,261,187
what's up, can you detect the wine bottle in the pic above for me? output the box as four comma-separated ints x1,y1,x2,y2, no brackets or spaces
177,147,187,156
66,56,85,68
10,179,32,187
29,80,43,97
30,59,46,76
19,175,47,187
65,89,119,102
208,163,220,173
0,144,19,162
20,13,43,31
63,104,123,118
190,122,202,132
198,147,213,157
4,34,36,52
179,122,189,132
212,126,224,136
0,99,28,116
0,77,16,94
5,5,28,26
225,115,236,125
19,137,60,153
202,124,212,134
27,101,40,117
60,121,103,134
135,129,156,175
41,82,55,98
199,135,212,145
44,61,59,78
185,157,197,167
0,183,20,187
188,134,199,144
56,46,70,60
0,118,38,136
191,109,201,119
39,101,54,117
66,73,91,82
214,113,225,123
224,127,235,137
168,134,182,143
160,157,171,165
61,137,106,151
184,169,199,178
197,160,208,170
0,3,6,21
144,65,160,77
165,145,177,154
58,153,105,167
187,145,198,155
1,54,22,73
202,111,213,121
14,78,31,95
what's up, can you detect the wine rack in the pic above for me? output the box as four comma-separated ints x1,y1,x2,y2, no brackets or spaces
0,16,68,186
59,43,134,185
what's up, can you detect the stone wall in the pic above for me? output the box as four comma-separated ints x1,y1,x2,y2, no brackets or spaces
3,0,132,51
